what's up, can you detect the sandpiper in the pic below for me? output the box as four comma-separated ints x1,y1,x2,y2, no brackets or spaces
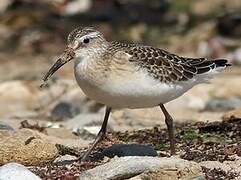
42,27,230,161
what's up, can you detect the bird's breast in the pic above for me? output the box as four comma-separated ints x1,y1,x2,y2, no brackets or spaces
74,57,195,108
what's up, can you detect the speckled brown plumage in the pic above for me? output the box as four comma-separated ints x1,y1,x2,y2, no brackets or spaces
107,42,230,83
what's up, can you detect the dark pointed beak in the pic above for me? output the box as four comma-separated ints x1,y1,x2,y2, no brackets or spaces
41,48,75,85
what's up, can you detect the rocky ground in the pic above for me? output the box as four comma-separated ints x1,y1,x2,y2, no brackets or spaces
1,64,241,180
1,109,241,179
0,0,241,179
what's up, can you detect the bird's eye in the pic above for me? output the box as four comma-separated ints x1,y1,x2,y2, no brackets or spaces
83,38,90,44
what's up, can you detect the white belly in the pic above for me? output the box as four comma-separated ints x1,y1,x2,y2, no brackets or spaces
74,64,197,108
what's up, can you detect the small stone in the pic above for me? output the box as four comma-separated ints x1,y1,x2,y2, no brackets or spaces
92,144,157,161
75,126,99,140
51,102,80,121
0,163,41,180
54,155,78,165
79,156,204,180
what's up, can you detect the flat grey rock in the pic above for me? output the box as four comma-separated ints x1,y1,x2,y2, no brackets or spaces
79,156,204,180
0,163,41,180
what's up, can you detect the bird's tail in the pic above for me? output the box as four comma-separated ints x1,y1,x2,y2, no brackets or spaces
195,59,231,75
213,59,231,68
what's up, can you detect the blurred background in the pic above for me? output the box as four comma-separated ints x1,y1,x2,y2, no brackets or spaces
0,0,241,132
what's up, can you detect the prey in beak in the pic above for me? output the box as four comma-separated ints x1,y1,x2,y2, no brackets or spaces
40,48,75,87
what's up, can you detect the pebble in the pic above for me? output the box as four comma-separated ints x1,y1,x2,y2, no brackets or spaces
54,155,78,165
51,101,80,121
0,163,41,180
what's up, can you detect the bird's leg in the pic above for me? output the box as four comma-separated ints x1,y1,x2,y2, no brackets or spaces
159,104,175,155
81,106,112,161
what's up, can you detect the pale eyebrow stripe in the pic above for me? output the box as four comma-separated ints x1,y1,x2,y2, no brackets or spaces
80,32,100,40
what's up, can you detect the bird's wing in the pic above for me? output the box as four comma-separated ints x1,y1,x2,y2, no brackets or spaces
120,45,230,83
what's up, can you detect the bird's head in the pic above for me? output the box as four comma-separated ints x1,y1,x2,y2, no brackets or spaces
41,27,108,84
67,27,108,58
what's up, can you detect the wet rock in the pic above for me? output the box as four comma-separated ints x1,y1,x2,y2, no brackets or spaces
0,129,58,166
79,156,204,180
0,163,41,180
222,108,241,120
51,102,80,121
92,144,157,160
205,97,241,111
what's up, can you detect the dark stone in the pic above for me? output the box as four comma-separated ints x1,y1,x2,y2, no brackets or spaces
91,144,158,161
51,102,80,121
